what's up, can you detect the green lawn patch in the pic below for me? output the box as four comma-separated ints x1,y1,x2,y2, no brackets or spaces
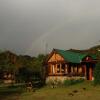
19,81,100,100
0,83,25,100
1,81,100,100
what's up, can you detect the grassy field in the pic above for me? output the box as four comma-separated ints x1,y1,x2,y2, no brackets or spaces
1,81,100,100
0,84,24,100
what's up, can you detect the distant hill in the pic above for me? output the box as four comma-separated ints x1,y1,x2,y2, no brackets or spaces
0,45,100,66
90,45,100,51
68,45,100,60
0,50,36,68
69,45,100,52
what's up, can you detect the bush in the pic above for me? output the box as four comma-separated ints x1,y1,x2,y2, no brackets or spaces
94,62,100,85
47,78,84,88
63,78,84,86
47,79,62,88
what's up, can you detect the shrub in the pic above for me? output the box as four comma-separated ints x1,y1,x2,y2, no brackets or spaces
94,62,100,85
47,78,84,87
47,79,62,88
63,78,84,86
47,80,55,88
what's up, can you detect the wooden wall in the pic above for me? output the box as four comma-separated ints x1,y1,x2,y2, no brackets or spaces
48,53,64,63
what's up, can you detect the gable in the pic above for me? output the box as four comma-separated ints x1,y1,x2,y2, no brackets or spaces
48,52,64,63
82,56,94,62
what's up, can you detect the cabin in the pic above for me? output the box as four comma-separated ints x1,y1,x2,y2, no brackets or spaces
45,49,97,82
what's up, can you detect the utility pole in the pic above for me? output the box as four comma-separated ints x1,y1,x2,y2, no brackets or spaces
45,42,48,55
43,39,48,55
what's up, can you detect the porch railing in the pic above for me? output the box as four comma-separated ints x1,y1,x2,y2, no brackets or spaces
48,72,84,77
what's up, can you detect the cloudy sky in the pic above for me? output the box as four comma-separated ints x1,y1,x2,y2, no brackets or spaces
0,0,100,56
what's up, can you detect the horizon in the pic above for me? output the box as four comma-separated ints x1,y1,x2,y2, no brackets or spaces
0,44,100,57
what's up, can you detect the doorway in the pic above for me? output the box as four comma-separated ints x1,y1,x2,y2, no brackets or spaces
86,63,93,80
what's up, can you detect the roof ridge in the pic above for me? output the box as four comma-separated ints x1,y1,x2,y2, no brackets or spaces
53,48,96,63
55,48,87,55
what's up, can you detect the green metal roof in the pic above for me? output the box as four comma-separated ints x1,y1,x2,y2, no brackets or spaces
55,49,96,63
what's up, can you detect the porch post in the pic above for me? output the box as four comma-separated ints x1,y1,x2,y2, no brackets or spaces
55,64,57,74
52,65,55,74
71,66,73,73
65,64,68,74
60,63,62,74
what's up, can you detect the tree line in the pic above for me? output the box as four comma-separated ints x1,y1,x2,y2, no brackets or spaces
0,50,47,85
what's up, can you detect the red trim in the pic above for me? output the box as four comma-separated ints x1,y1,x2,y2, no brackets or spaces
89,66,93,80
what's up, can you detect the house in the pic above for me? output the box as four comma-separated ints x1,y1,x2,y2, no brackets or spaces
45,49,97,82
0,51,17,83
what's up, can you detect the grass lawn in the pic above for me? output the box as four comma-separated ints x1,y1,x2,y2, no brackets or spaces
19,81,100,100
1,81,100,100
0,84,24,100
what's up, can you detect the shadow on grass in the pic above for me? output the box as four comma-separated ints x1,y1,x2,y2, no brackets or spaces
0,85,25,100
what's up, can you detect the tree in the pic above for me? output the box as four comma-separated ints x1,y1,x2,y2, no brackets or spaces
0,50,47,85
16,66,33,83
94,62,100,85
16,54,46,84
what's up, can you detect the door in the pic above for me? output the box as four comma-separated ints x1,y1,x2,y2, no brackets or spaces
86,64,89,80
86,63,93,80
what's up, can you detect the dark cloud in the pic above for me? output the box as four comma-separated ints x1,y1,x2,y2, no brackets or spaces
0,0,100,56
